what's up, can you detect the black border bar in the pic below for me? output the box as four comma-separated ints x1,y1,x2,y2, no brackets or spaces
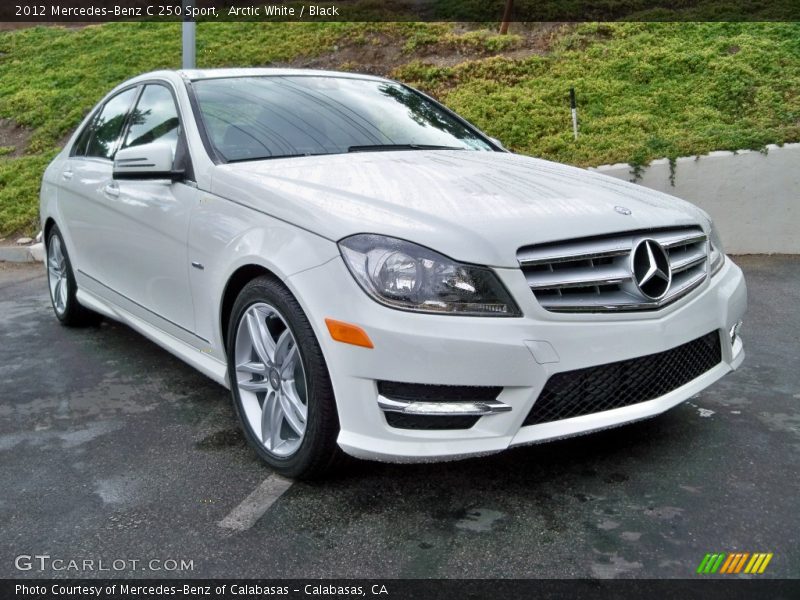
4,579,800,600
2,0,799,23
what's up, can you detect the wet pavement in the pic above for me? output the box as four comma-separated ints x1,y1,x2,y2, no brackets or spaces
1,256,798,578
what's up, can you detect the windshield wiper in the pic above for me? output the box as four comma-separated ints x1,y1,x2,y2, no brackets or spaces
347,144,466,153
224,145,466,163
226,152,327,163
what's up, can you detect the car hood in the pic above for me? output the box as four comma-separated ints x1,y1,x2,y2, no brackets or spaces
211,150,708,268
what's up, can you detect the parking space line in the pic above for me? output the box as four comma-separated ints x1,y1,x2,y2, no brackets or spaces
218,474,293,531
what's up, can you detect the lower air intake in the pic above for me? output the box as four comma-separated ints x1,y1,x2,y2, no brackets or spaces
384,413,480,430
523,331,722,426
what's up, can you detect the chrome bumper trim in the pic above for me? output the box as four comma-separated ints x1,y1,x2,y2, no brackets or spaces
377,396,512,416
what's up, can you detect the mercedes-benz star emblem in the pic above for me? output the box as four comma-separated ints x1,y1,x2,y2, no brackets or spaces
268,368,281,391
614,206,632,215
631,239,671,300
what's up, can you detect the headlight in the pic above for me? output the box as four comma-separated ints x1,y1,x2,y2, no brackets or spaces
708,222,725,277
338,234,521,317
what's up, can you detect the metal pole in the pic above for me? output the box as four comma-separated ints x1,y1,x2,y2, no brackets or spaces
182,0,196,70
570,87,578,141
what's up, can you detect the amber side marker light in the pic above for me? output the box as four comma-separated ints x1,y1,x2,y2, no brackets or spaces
325,318,374,349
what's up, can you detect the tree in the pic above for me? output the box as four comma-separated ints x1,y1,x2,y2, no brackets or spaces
500,0,514,35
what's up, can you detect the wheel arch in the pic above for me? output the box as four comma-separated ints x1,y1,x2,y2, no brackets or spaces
43,217,57,246
219,263,282,352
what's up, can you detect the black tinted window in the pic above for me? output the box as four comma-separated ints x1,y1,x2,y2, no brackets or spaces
123,85,180,155
71,113,97,157
194,76,492,162
85,87,137,160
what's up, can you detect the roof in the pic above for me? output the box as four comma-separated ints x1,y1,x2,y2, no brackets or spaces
96,68,397,109
176,67,392,83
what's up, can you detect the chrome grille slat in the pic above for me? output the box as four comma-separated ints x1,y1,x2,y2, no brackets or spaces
517,237,631,266
519,249,629,267
538,271,706,312
669,269,707,298
670,250,706,274
525,264,631,289
518,227,708,313
660,232,707,248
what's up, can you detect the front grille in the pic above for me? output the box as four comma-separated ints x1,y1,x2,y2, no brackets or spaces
517,227,708,312
522,331,722,426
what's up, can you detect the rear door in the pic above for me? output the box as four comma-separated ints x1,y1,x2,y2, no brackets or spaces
59,86,139,287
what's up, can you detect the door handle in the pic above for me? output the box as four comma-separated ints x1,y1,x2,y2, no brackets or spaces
104,182,120,198
62,170,73,181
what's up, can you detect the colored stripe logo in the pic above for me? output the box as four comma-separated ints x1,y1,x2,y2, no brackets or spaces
696,552,773,574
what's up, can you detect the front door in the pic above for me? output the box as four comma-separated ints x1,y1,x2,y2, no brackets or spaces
105,83,197,335
61,83,197,338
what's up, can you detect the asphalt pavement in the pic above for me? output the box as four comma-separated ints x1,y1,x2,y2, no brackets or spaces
0,257,798,578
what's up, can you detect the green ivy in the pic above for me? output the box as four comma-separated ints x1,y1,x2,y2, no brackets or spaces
1,21,799,237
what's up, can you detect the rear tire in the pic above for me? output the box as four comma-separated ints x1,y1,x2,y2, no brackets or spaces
226,275,345,479
46,226,102,327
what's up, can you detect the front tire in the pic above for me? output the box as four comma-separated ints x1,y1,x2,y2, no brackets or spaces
226,275,344,479
46,226,102,327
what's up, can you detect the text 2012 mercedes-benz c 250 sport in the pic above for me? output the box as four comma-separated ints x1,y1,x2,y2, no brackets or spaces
40,69,746,478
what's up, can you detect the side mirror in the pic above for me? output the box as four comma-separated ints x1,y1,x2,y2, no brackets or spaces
113,142,183,181
489,137,506,150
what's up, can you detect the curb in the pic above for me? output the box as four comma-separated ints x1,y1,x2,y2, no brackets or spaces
0,242,44,263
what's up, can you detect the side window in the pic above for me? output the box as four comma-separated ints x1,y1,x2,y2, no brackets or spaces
71,113,97,157
84,87,138,160
123,84,180,157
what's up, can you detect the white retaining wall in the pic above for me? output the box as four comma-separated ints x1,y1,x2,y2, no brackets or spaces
591,143,800,254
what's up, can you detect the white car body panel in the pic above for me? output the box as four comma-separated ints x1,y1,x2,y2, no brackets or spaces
186,190,341,359
287,254,745,461
39,68,747,464
214,150,708,268
63,160,197,333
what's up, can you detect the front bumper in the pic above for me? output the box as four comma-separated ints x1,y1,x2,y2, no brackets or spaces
287,255,747,462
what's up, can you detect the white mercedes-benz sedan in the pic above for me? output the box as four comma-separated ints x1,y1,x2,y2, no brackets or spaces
40,68,746,478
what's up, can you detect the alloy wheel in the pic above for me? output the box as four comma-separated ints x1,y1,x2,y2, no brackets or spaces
234,302,308,457
47,235,68,316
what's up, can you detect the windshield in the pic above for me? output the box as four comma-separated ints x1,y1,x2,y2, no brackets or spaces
192,76,494,162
